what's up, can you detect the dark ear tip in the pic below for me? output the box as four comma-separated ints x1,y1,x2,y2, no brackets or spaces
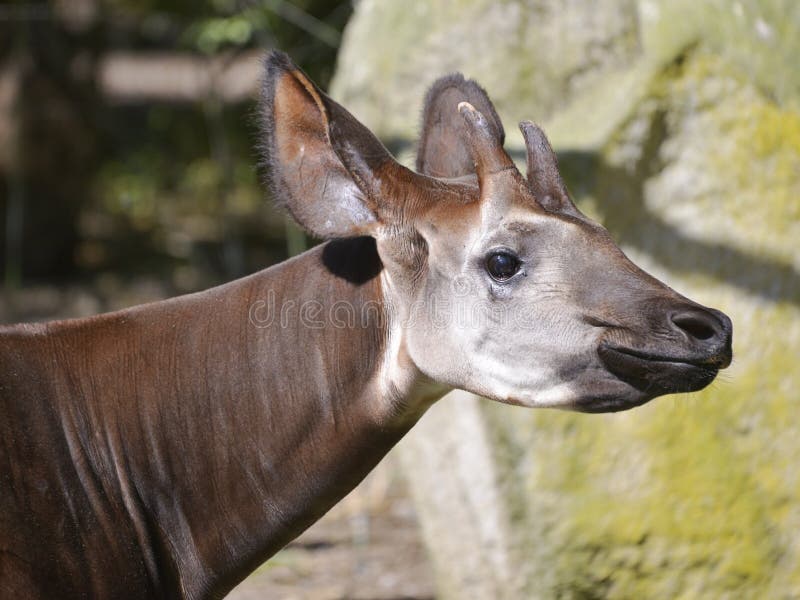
424,72,468,98
263,50,297,75
261,51,298,106
261,51,324,119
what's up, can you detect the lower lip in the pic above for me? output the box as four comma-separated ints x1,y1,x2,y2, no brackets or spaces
571,394,651,413
598,345,718,394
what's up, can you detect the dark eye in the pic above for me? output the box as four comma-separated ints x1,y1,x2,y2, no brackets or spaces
486,251,521,281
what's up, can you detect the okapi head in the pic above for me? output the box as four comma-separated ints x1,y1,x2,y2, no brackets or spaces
260,52,732,413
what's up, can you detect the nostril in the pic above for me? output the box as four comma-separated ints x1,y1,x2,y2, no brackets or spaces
670,311,718,341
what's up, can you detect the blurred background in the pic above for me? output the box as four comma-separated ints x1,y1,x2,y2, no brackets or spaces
2,1,799,599
0,0,349,321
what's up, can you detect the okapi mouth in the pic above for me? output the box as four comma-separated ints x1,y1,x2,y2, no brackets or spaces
598,343,720,396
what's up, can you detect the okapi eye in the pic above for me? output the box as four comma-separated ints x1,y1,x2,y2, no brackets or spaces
486,251,521,281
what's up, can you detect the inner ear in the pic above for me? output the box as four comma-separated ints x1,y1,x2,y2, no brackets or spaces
417,74,505,178
260,52,379,239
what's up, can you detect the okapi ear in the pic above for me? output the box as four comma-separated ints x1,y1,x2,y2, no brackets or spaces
416,74,505,178
519,121,577,215
260,51,388,239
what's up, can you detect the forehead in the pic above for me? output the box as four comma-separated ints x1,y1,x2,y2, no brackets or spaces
479,201,596,245
418,182,606,254
421,198,483,238
481,213,573,252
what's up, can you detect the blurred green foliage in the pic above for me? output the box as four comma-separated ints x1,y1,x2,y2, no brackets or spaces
102,0,349,81
0,0,351,292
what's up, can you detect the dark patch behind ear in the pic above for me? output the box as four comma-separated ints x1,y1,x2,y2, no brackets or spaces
321,237,383,284
416,74,505,178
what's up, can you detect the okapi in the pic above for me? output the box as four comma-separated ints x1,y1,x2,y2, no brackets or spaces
0,51,732,599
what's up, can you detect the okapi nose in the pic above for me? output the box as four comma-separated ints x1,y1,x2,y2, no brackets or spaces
671,310,717,341
669,307,733,365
